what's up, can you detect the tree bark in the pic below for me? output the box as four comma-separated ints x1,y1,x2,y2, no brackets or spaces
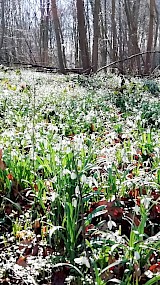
76,0,90,72
0,0,5,53
124,0,141,74
51,0,66,73
145,0,156,73
92,0,100,72
40,0,49,65
118,0,124,73
111,0,117,64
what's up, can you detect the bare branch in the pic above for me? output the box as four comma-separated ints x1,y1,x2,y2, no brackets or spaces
96,51,160,73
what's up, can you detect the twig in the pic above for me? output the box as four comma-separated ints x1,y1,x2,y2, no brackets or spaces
96,50,160,73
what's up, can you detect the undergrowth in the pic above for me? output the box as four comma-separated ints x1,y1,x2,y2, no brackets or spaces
0,69,160,285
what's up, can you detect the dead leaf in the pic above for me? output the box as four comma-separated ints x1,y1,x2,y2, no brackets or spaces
0,149,6,170
32,244,39,256
11,179,21,197
51,270,68,285
4,204,12,215
33,219,41,234
7,173,13,180
16,256,27,267
149,262,160,273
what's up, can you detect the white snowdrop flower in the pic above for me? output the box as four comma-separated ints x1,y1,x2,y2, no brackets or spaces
75,185,80,196
77,135,84,145
116,180,120,185
26,133,31,140
122,153,129,163
72,197,77,208
154,147,159,154
51,176,57,183
75,142,82,151
88,177,93,188
134,251,140,260
66,147,71,154
46,153,50,160
74,256,90,268
55,143,61,151
30,150,37,160
91,133,95,140
55,155,60,164
78,159,82,168
111,132,115,139
145,270,153,279
81,174,87,184
48,125,58,132
107,219,116,230
63,169,71,175
136,115,141,121
71,172,77,180
127,120,134,127
10,149,18,157
147,128,151,133
17,121,22,128
35,132,41,139
59,123,63,129
141,197,151,209
51,192,58,202
134,204,140,215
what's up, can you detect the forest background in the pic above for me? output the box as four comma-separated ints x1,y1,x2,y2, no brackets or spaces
1,0,160,75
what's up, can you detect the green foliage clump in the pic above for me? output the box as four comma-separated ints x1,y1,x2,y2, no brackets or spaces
143,80,159,95
141,101,160,128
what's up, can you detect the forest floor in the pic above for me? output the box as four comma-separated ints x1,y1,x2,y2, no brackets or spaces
0,67,160,285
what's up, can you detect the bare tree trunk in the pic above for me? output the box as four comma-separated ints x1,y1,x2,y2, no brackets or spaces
40,0,49,65
124,0,141,74
76,0,90,72
100,0,108,69
58,20,67,68
145,0,155,73
0,0,5,53
44,0,50,65
111,0,117,65
152,2,159,68
51,0,66,73
86,0,91,58
92,0,100,72
118,0,124,73
40,0,44,64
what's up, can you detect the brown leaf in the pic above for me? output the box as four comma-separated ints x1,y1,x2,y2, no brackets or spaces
33,219,41,234
125,213,140,227
149,262,160,273
51,270,68,285
90,123,95,133
0,149,6,170
32,244,39,256
4,204,12,215
11,179,21,197
16,256,27,267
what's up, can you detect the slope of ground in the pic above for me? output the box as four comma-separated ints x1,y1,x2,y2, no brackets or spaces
0,68,160,284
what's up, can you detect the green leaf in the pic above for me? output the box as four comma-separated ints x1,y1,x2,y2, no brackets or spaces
49,226,64,245
144,275,160,285
3,197,21,211
99,260,122,276
52,262,83,276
